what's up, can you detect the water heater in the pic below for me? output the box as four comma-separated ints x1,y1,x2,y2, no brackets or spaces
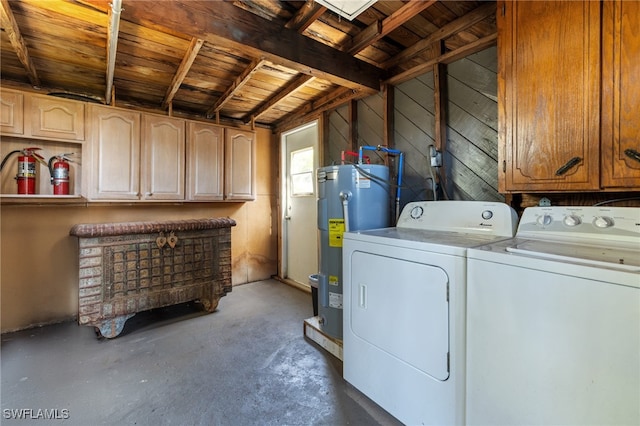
317,164,390,339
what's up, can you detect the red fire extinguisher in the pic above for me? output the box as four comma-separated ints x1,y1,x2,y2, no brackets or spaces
0,147,46,194
48,153,74,195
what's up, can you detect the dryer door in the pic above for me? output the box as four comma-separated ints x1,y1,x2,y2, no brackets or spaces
350,251,450,380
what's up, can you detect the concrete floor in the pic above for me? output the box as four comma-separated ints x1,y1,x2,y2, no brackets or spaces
1,279,401,426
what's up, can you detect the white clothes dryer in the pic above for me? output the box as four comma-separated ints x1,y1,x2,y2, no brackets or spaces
342,201,518,425
466,206,640,425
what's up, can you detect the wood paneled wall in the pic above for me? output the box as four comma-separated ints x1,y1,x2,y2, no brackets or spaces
326,46,502,210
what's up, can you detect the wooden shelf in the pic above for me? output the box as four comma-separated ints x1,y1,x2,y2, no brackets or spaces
0,194,86,206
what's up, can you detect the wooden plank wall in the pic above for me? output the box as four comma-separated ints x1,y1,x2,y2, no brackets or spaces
325,46,502,211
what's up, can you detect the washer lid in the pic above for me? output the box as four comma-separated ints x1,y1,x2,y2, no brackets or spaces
468,238,640,288
506,240,640,271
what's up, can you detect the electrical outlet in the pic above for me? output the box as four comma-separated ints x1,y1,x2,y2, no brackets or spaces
539,197,552,207
430,150,442,167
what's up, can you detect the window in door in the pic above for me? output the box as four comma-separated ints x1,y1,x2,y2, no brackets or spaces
290,147,314,196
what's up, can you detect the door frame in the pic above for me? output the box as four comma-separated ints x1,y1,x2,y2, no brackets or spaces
278,119,321,289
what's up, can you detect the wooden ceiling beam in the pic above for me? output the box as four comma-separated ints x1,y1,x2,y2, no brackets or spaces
206,58,267,118
105,0,122,104
0,0,40,87
274,86,364,133
118,0,383,93
242,73,315,124
162,37,204,110
382,2,496,69
385,33,497,86
347,21,382,55
346,0,437,55
285,3,327,33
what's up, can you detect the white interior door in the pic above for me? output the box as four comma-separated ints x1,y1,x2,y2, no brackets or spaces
282,121,319,286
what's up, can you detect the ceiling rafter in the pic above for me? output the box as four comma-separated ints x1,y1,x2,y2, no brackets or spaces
275,86,363,132
285,3,326,33
346,0,438,55
386,33,497,86
0,0,40,87
206,58,267,119
382,2,496,69
105,0,122,104
246,4,327,125
242,73,315,124
162,37,204,109
117,0,384,93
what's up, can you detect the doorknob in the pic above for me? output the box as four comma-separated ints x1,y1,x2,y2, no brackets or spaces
284,216,291,220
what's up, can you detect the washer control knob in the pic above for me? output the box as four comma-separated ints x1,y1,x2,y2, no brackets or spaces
593,216,614,228
537,214,553,226
563,215,582,227
410,206,424,219
481,210,493,220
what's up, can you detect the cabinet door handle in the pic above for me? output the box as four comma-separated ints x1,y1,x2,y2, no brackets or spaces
624,149,640,163
555,156,582,176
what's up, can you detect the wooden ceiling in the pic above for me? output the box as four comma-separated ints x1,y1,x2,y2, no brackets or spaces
0,0,497,130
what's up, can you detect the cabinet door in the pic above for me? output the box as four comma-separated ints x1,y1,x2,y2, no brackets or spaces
601,0,640,189
225,128,256,201
88,105,141,200
29,94,85,141
498,0,601,192
186,122,224,201
0,90,24,135
141,114,185,200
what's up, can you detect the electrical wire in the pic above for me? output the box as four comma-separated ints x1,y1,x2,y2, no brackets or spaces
427,164,437,200
593,197,640,206
437,166,450,200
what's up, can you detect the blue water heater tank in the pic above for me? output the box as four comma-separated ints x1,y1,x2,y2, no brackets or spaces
317,164,390,339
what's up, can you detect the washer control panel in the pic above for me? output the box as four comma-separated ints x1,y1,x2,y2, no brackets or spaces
517,206,640,245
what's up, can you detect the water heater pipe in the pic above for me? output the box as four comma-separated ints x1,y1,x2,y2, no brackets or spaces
339,191,352,232
358,145,404,223
341,150,369,164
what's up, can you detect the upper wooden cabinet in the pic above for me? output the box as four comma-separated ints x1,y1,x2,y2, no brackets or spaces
187,121,224,201
499,0,640,192
87,105,141,200
29,94,85,141
225,128,256,201
2,88,256,203
87,107,187,202
0,89,85,141
600,0,640,189
141,114,185,201
498,0,601,192
0,90,24,135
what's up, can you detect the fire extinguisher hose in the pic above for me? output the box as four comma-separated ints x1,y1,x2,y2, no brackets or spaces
0,150,22,172
47,156,56,180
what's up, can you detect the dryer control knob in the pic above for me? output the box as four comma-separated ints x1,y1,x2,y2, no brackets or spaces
563,215,582,227
410,206,424,219
593,216,614,228
537,214,553,226
481,210,493,220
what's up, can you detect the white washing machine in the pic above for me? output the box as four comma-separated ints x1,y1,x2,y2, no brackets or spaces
466,206,640,425
342,201,518,425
